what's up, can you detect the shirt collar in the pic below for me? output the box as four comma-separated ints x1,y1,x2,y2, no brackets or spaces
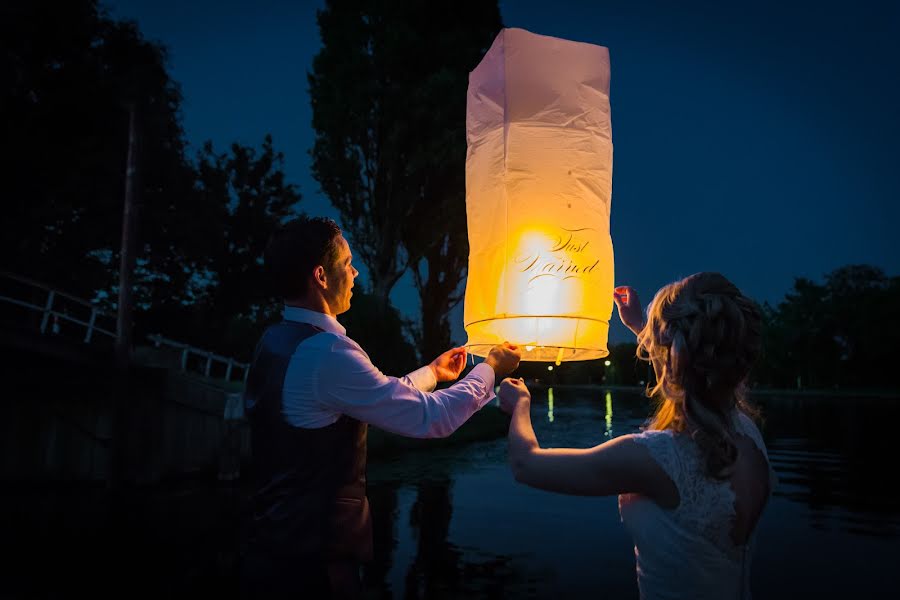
283,305,346,336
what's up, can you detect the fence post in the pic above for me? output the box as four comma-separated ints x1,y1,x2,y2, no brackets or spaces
180,348,189,371
243,365,250,384
205,352,212,377
84,308,98,343
39,290,56,334
225,359,234,381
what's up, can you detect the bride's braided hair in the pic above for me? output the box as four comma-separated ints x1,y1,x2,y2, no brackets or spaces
637,272,762,479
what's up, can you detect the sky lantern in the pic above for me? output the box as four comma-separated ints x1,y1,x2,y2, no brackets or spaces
464,28,614,363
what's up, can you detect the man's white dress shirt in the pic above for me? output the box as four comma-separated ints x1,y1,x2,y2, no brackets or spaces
280,306,496,438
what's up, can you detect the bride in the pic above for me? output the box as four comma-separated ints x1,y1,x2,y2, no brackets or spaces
499,273,776,599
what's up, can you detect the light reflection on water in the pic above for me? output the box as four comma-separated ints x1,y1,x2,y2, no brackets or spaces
3,388,900,598
547,386,554,423
604,390,613,437
364,387,900,599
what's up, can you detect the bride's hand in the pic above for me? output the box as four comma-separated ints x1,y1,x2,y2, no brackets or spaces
499,377,531,415
614,285,645,336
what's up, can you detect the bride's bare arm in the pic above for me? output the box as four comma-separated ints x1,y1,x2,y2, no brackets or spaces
501,378,674,500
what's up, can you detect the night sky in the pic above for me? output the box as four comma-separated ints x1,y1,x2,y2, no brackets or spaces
107,0,900,345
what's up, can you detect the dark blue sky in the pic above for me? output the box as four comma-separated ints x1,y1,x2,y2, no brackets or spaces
108,0,899,345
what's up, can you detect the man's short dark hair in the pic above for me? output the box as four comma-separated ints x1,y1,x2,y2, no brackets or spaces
264,216,343,299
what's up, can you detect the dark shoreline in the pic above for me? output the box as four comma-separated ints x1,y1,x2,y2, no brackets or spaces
525,382,900,400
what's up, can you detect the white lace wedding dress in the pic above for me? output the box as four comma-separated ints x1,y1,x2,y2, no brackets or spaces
618,412,776,600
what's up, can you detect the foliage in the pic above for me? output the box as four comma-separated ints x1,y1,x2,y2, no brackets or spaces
754,264,899,390
515,263,899,393
1,0,191,299
337,292,418,376
309,0,502,359
388,3,502,359
309,0,409,302
130,136,301,359
514,342,644,386
6,3,896,390
1,1,301,359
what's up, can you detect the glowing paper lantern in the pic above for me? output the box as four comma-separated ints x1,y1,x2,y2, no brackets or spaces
464,28,614,362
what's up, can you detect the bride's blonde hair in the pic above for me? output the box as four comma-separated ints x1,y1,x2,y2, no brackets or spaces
637,272,762,479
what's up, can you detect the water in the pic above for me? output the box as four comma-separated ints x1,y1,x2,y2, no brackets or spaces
363,388,900,598
3,389,899,598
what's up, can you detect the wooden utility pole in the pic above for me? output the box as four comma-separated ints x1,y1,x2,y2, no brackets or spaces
115,103,139,368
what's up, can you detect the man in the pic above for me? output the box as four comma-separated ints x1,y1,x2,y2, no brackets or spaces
240,217,521,599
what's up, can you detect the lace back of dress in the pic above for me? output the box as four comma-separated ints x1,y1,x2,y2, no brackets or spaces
670,413,771,562
667,433,740,558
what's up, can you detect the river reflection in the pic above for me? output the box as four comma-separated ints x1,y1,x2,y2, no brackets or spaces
362,387,900,599
3,388,899,598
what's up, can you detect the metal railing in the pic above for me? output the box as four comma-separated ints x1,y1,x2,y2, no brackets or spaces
0,271,249,384
0,271,117,344
147,334,250,384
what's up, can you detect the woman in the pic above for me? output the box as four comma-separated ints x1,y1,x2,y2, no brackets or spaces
500,273,775,599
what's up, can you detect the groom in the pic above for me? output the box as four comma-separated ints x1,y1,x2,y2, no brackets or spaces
240,216,521,599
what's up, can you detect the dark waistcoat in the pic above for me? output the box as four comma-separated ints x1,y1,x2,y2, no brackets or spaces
243,320,371,564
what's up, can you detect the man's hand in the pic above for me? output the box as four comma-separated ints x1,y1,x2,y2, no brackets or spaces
484,342,522,378
499,377,531,415
614,285,646,337
428,346,468,383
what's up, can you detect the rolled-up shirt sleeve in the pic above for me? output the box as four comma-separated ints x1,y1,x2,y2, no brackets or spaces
401,365,437,393
314,338,495,438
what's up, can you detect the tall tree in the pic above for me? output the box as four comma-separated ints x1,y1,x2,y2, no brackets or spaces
309,0,406,304
822,264,896,387
309,0,501,360
765,276,837,389
399,8,502,359
1,0,191,299
136,136,301,359
2,1,302,360
753,264,898,390
309,0,501,313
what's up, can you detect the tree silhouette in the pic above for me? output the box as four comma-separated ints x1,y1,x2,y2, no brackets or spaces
136,136,301,358
2,1,302,358
398,4,502,359
309,0,412,304
309,1,502,363
1,0,190,300
754,264,898,390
